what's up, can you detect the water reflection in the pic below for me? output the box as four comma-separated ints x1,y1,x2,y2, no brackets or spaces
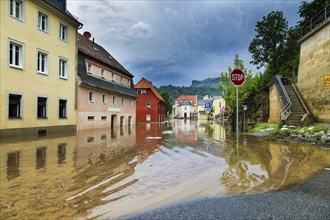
0,120,329,220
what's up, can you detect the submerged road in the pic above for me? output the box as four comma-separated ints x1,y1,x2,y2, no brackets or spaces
121,170,330,220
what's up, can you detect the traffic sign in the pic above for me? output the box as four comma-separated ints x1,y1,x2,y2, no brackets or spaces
231,68,245,86
205,103,211,109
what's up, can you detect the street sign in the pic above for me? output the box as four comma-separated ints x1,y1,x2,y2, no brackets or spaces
231,68,245,86
205,103,211,109
242,104,247,111
220,107,226,113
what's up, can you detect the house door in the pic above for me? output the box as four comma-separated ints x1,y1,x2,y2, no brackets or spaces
184,113,187,119
111,114,117,137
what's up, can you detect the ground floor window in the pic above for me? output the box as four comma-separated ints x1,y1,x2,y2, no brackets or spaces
59,99,67,118
37,97,47,119
8,94,22,119
146,114,151,121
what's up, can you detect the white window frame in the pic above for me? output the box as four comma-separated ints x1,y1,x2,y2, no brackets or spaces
101,69,104,78
88,91,95,103
146,115,151,122
37,50,48,75
87,64,92,74
59,23,68,41
121,98,125,107
9,0,23,21
9,40,24,69
102,94,107,105
59,99,67,119
146,102,151,109
59,58,68,79
138,89,146,94
112,96,116,106
38,11,48,32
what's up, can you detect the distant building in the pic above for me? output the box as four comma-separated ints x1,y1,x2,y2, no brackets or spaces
135,77,166,122
0,0,82,137
213,96,226,118
198,95,214,120
172,95,198,119
77,32,137,130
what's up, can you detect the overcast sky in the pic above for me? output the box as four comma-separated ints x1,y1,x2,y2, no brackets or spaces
67,0,301,87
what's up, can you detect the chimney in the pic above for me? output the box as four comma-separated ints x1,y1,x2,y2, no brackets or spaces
83,31,91,39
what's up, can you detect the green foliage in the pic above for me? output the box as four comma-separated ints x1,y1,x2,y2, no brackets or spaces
249,11,288,75
219,55,261,115
299,0,330,28
251,123,279,132
160,91,174,115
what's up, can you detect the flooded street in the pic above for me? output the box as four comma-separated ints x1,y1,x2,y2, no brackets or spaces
1,120,330,219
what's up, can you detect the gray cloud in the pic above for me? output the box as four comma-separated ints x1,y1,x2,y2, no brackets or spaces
68,0,301,87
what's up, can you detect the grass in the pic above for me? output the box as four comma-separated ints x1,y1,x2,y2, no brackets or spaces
251,123,279,132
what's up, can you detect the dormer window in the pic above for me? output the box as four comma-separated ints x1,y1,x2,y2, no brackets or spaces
87,64,92,74
138,89,146,94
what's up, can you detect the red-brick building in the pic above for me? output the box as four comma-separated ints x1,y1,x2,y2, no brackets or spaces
135,77,166,122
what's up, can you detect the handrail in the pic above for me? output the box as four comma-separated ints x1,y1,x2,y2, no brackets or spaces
301,4,330,37
273,75,292,122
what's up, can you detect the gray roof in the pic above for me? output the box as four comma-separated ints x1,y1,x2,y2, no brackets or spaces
78,56,137,98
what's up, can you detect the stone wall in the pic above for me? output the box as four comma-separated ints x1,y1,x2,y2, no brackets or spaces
296,18,330,123
268,85,282,124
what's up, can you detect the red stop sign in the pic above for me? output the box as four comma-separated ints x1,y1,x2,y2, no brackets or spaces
230,69,245,86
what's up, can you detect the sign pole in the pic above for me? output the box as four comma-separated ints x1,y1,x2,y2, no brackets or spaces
236,86,239,138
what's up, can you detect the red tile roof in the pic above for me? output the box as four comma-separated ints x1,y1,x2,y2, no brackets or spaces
176,95,197,104
135,77,165,102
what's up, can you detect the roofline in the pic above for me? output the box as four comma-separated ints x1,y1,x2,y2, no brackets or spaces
79,82,137,99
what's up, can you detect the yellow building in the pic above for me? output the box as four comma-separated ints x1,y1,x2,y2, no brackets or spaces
0,0,82,137
212,96,226,118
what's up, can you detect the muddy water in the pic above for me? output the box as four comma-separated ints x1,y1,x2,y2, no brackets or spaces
1,120,329,219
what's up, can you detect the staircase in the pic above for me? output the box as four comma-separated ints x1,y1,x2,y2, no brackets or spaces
283,85,306,126
273,75,314,127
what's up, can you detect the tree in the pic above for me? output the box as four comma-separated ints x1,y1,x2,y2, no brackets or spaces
249,11,288,75
160,91,174,116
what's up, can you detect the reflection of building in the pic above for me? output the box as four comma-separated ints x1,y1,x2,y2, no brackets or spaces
174,120,198,143
172,95,198,119
135,123,165,163
135,77,166,122
77,32,137,130
0,0,82,137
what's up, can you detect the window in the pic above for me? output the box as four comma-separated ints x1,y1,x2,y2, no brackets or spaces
138,89,146,94
59,58,68,79
111,73,114,81
121,77,123,84
37,97,47,119
146,115,151,122
101,69,104,78
102,94,107,105
121,98,125,107
129,99,132,108
128,116,132,127
59,99,67,118
146,102,151,109
9,0,23,20
8,94,22,119
59,23,67,41
37,50,48,74
9,41,23,68
101,116,107,121
87,116,95,121
87,64,92,74
112,96,116,106
38,11,48,32
88,92,94,103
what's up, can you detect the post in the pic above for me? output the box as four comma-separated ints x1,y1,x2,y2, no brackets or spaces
243,108,245,133
236,86,239,138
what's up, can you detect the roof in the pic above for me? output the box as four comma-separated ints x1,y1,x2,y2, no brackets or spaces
77,56,137,98
176,95,197,104
198,99,213,106
77,33,133,77
135,77,165,103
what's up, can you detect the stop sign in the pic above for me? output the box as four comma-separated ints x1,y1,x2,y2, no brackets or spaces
230,68,245,86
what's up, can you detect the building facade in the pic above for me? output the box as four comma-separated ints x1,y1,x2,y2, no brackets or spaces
77,32,137,130
0,0,82,137
135,77,166,123
173,95,198,119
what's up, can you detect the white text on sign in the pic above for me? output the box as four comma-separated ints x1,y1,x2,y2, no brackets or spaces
231,74,245,81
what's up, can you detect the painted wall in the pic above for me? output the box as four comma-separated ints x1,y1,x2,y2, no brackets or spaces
213,98,226,117
0,0,78,135
136,89,165,122
296,19,330,123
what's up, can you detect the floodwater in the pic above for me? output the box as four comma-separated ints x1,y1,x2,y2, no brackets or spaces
1,120,329,219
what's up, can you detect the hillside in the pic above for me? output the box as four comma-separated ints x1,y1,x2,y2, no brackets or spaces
158,77,222,100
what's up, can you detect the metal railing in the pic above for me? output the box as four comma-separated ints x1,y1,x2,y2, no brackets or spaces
301,5,330,37
272,75,292,122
